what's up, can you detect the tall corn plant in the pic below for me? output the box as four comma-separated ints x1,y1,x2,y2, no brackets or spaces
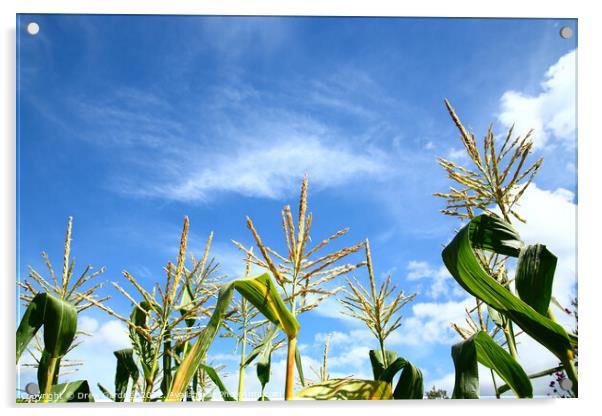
220,251,284,401
435,100,577,397
232,175,366,399
80,217,225,401
17,217,106,402
338,240,423,399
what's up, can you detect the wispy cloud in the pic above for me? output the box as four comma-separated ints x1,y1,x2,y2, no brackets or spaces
130,134,388,202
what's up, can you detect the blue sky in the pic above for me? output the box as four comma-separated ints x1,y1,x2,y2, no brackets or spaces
17,15,577,399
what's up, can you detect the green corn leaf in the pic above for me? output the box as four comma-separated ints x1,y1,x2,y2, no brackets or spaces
393,362,423,399
295,343,305,387
179,283,197,328
167,272,298,401
256,336,274,391
37,351,60,391
369,349,399,381
97,383,115,401
167,283,234,400
17,292,77,362
442,214,573,361
114,348,138,402
198,363,235,401
369,349,423,399
515,244,557,316
296,379,392,400
487,305,504,328
46,380,94,403
230,273,299,339
451,331,532,398
242,325,279,368
160,332,172,399
129,301,155,379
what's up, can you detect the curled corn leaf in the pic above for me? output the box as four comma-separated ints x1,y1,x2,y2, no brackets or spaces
451,331,532,398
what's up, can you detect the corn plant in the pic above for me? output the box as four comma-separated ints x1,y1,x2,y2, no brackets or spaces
338,240,423,399
232,175,366,399
97,349,140,402
17,217,105,402
219,250,284,401
435,100,578,397
79,217,227,401
306,334,331,385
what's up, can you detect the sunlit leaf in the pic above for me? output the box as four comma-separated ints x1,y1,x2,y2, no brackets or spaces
451,331,532,398
441,214,573,361
296,378,392,400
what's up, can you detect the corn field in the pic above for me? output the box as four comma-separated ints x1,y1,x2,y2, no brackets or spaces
16,102,578,402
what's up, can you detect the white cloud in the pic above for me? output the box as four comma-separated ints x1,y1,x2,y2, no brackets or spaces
395,297,474,347
498,50,576,149
406,260,464,300
80,318,131,351
309,296,363,325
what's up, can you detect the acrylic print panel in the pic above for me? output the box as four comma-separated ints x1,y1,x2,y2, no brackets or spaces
16,14,577,403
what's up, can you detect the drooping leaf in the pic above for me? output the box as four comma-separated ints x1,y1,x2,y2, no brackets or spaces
167,273,298,401
16,292,77,362
47,380,94,403
256,336,274,391
441,214,573,361
515,244,557,316
296,378,392,400
230,273,299,339
114,348,138,402
451,331,532,399
369,349,423,399
369,349,399,381
242,325,279,368
198,363,235,401
393,362,423,399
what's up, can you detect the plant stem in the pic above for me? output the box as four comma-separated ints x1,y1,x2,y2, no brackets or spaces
237,299,247,401
143,377,154,402
284,276,299,401
490,369,500,399
40,356,59,403
379,338,388,369
502,321,518,360
285,336,297,400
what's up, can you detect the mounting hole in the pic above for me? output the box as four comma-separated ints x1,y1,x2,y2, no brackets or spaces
559,26,573,39
25,382,40,396
26,22,40,36
559,378,573,392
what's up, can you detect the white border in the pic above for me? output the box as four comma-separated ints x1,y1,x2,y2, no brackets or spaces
2,1,601,415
